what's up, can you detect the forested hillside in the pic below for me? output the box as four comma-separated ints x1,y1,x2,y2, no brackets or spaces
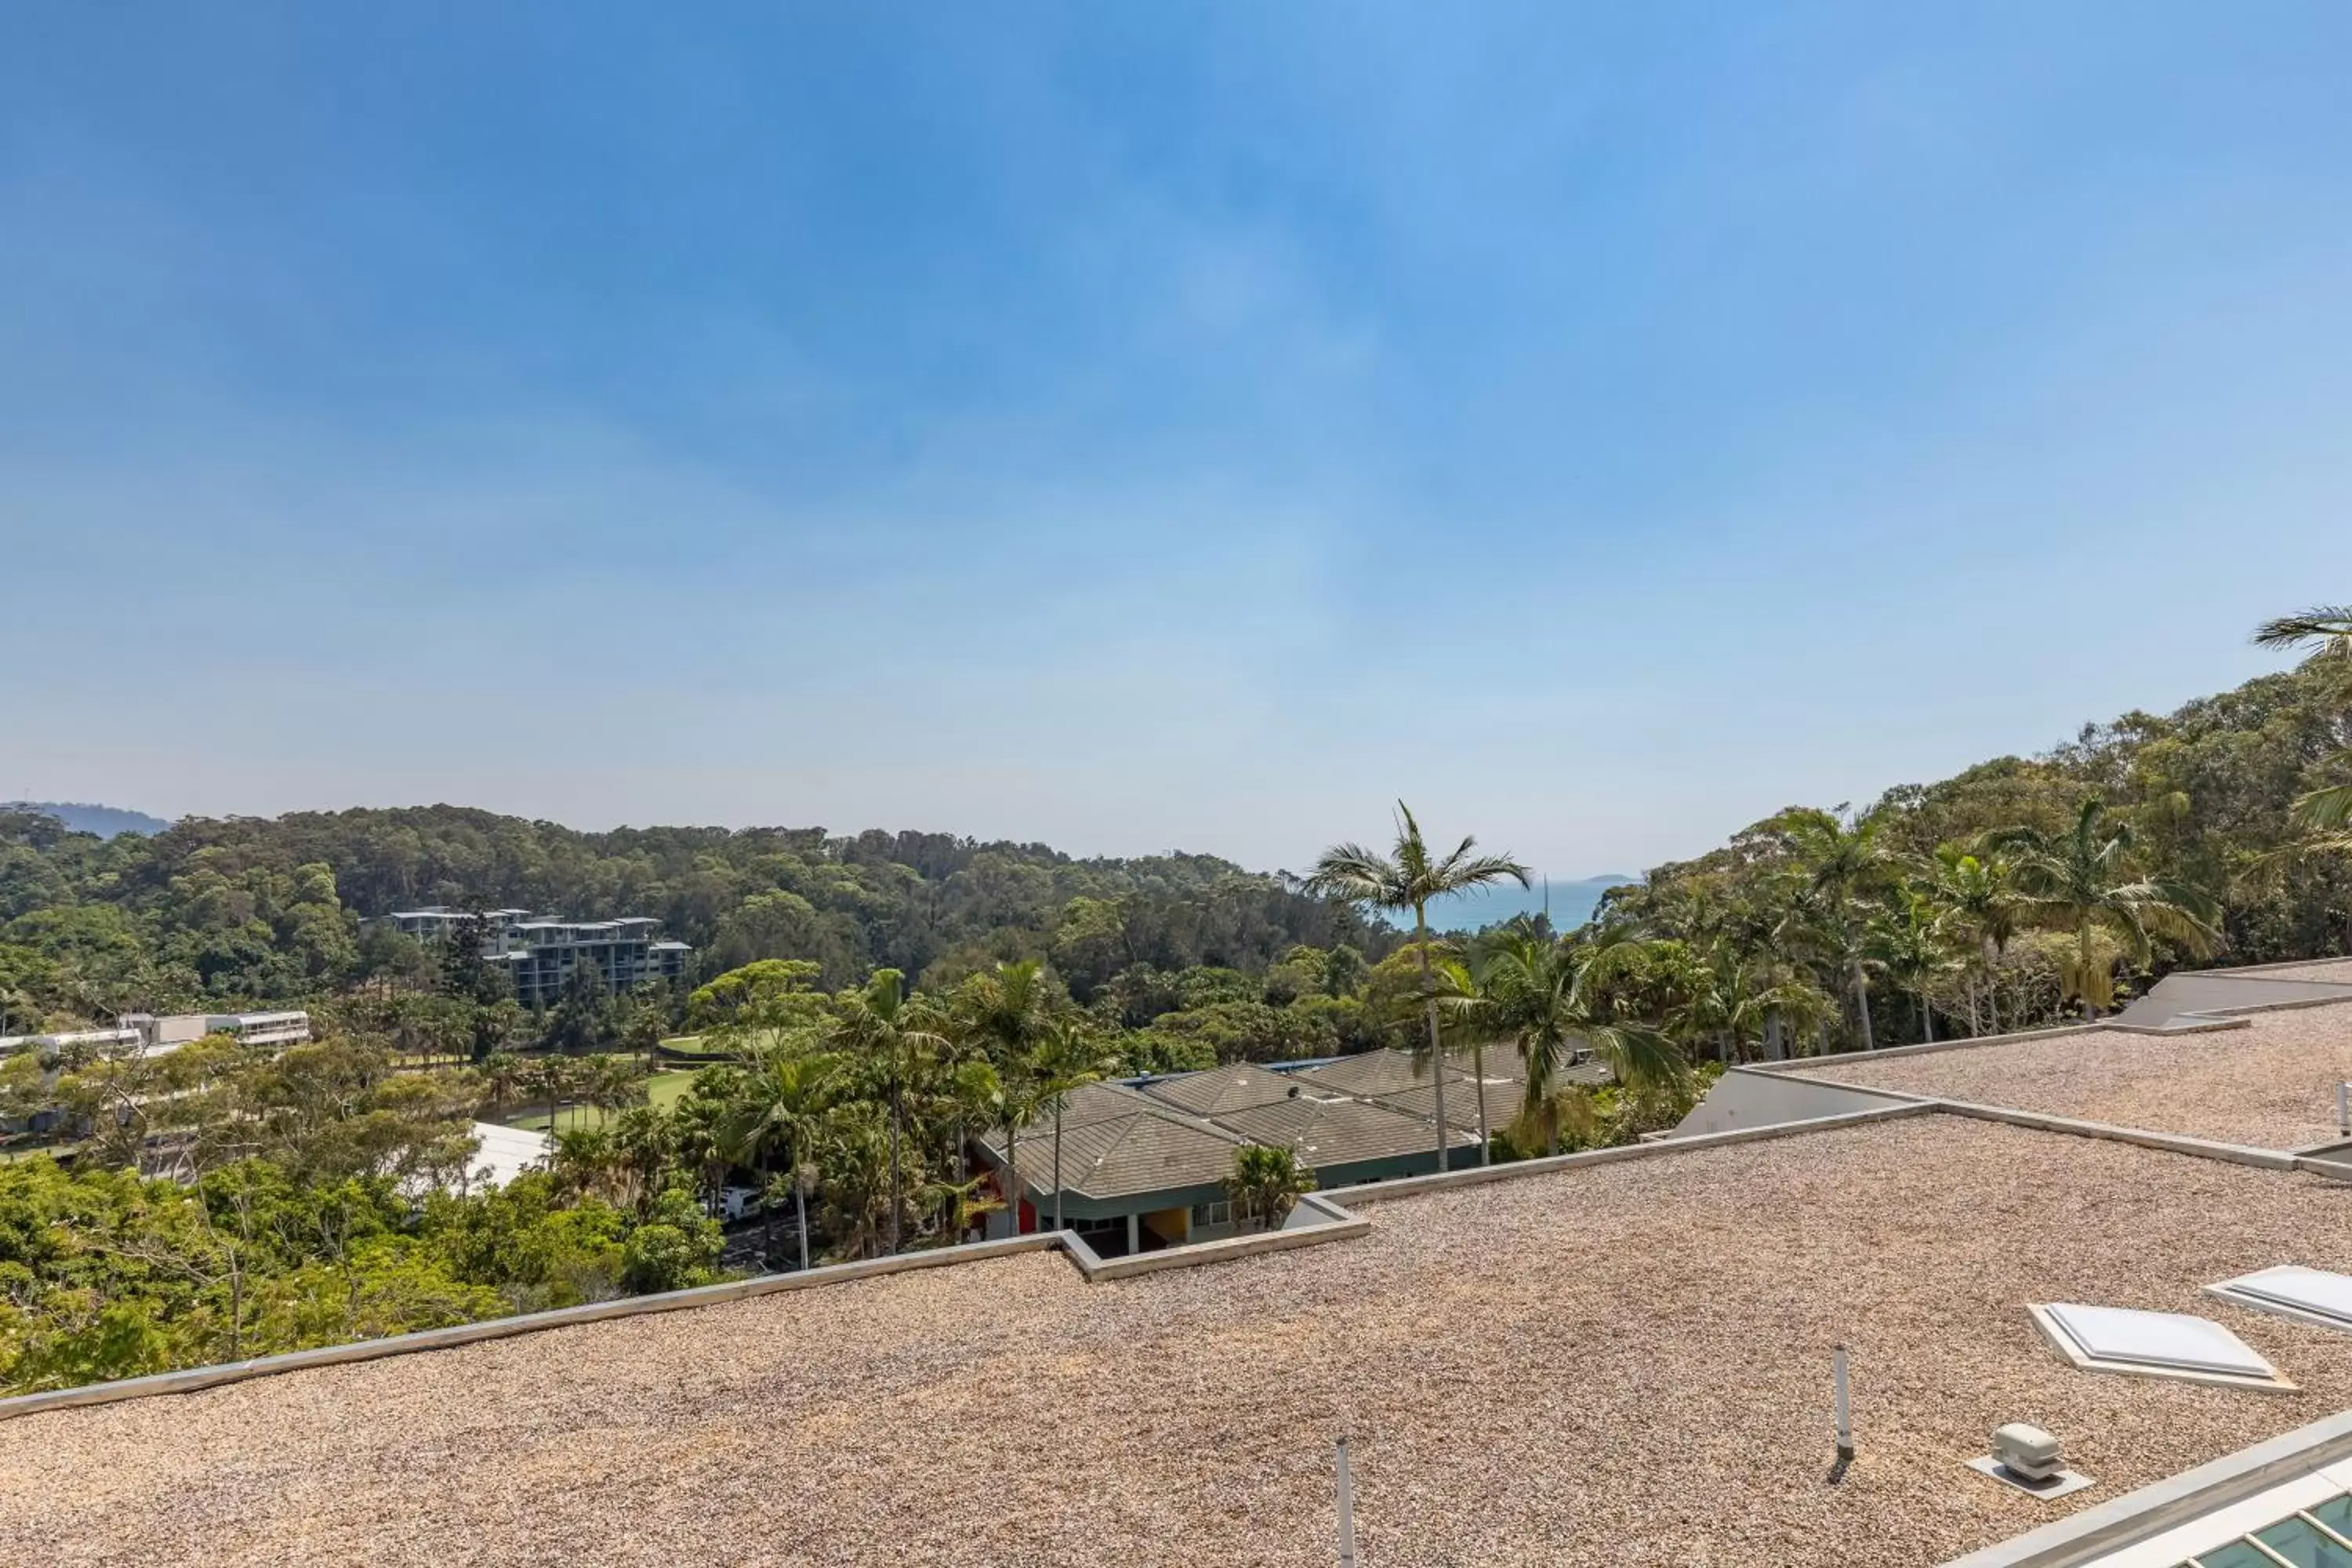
0,809,1391,1026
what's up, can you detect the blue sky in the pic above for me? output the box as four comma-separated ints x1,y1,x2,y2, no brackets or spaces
4,3,2348,878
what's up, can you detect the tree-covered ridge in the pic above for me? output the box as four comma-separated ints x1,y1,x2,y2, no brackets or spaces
1605,652,2352,1049
0,808,1392,1024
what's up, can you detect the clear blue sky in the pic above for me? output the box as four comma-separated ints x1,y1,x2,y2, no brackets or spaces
5,4,2347,877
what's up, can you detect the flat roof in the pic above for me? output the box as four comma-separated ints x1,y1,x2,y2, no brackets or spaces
1791,996,2352,1151
16,1116,2352,1563
2258,958,2352,984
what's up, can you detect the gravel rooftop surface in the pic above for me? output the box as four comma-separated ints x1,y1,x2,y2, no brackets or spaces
1794,998,2352,1149
13,1116,2352,1567
2252,958,2352,984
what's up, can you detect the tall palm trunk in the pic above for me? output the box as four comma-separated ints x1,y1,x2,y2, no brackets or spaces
1004,1119,1022,1236
793,1149,810,1272
1416,903,1449,1173
761,1146,778,1265
1470,1040,1490,1166
1052,1105,1066,1231
2089,926,2107,1025
1918,996,1935,1043
1849,964,1875,1051
887,1055,902,1255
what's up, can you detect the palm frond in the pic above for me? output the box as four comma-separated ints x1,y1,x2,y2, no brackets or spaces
1304,843,1405,907
2252,607,2352,655
2296,782,2352,831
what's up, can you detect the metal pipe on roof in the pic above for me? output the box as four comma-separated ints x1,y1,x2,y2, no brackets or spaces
1335,1435,1357,1568
1833,1345,1854,1466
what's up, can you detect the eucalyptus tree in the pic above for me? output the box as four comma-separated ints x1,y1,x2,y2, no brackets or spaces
1454,930,1685,1156
720,1047,839,1270
1307,803,1529,1171
829,968,949,1254
1027,1018,1116,1232
1990,797,2222,1019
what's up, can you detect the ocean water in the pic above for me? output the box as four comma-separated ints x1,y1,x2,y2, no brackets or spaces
1384,876,1636,935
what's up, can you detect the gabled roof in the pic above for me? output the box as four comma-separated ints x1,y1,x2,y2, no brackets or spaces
1137,1062,1311,1117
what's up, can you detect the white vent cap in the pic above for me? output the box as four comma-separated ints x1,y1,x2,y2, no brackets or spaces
1992,1423,2063,1480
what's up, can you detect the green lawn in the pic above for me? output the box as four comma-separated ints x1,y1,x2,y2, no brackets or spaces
503,1068,699,1133
659,1034,735,1058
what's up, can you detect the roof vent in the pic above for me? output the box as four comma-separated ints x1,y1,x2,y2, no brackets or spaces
1967,1423,2092,1499
2030,1302,2293,1392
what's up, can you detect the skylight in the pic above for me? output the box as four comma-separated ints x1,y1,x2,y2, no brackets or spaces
2032,1303,2288,1388
2209,1266,2352,1334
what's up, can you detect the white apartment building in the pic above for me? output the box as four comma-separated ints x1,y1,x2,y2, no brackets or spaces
383,907,692,1007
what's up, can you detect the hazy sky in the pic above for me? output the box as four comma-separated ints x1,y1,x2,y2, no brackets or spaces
5,4,2347,877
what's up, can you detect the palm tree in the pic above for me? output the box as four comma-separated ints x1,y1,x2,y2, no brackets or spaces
815,1101,897,1261
954,960,1058,1235
2254,606,2352,835
1864,889,1955,1044
1766,806,1900,1050
1307,803,1529,1171
1027,1018,1115,1232
1458,930,1686,1155
983,1069,1043,1237
1924,844,2017,1035
525,1054,572,1133
586,1054,644,1126
722,1047,838,1270
920,1170,1006,1247
1991,797,2222,1019
1225,1144,1316,1231
829,969,948,1254
482,1050,524,1118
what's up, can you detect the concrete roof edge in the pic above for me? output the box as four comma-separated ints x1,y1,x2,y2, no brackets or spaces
1929,1098,2299,1171
1330,1098,1940,1207
1745,1020,2102,1075
0,1189,1383,1425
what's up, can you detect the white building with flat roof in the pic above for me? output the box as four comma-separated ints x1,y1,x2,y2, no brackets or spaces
379,907,691,1005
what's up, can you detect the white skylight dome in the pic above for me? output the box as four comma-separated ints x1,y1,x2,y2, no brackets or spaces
2209,1265,2352,1334
2030,1302,2292,1391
